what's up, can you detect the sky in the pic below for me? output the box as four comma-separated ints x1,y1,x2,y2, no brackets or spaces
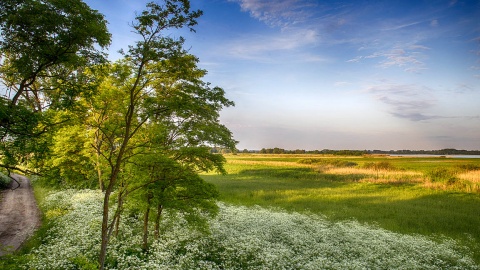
83,0,480,151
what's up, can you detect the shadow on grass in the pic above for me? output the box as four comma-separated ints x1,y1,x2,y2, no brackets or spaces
239,167,369,183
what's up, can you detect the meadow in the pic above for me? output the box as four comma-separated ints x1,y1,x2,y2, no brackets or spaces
202,154,480,263
2,154,480,269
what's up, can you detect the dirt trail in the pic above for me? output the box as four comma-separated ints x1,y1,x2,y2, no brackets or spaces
0,174,41,256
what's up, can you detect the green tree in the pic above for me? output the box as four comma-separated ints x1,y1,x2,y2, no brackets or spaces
125,154,220,251
0,0,110,174
77,2,234,268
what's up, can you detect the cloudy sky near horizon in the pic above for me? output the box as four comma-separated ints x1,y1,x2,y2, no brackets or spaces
84,0,480,151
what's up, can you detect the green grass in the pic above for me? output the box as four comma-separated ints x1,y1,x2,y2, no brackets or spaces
202,154,480,263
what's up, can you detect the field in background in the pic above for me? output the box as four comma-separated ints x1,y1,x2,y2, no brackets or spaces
202,154,480,263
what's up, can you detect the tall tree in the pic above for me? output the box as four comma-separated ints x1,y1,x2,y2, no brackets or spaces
84,2,213,268
0,0,110,174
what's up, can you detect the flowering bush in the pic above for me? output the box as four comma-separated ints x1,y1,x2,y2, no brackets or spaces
24,189,478,269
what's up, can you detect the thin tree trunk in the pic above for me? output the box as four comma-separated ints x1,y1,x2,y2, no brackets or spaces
114,190,123,237
99,188,112,270
97,155,104,191
94,130,105,191
154,204,163,239
142,193,152,251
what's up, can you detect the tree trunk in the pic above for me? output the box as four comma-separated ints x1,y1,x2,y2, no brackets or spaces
114,180,128,237
98,188,112,270
142,193,152,251
154,204,163,239
114,192,123,237
94,130,105,191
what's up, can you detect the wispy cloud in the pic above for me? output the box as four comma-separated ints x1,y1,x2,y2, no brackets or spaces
224,29,324,62
381,21,423,31
348,44,429,73
230,0,317,28
366,84,440,121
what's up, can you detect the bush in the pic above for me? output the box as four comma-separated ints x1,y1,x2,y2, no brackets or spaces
0,172,12,189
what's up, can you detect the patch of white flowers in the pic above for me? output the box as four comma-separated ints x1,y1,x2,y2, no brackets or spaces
25,190,478,269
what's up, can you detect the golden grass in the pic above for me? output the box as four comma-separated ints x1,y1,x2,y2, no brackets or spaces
226,156,480,193
458,170,480,183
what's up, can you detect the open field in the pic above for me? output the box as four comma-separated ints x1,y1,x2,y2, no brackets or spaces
202,154,480,263
2,154,479,269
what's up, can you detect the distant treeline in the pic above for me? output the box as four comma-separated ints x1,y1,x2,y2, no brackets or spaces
369,148,480,155
211,147,480,156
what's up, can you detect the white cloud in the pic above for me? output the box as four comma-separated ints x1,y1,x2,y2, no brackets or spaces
225,29,321,62
348,44,428,73
381,21,423,31
230,0,317,28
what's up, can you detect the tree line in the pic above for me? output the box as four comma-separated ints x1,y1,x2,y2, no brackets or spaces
239,148,480,155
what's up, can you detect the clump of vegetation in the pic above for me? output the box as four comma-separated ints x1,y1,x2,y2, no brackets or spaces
426,168,458,184
0,172,12,189
298,158,358,168
362,161,396,171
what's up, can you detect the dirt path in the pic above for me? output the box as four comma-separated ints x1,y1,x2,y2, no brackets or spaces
0,174,41,256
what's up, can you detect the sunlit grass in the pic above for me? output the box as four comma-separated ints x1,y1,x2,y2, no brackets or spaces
459,170,480,182
203,154,480,264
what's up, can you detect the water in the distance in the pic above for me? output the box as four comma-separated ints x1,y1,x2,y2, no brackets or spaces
389,154,480,159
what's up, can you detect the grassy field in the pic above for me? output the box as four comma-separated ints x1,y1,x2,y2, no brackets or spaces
2,154,479,269
202,154,480,263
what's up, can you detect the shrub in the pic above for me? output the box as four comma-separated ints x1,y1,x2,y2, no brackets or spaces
0,172,12,189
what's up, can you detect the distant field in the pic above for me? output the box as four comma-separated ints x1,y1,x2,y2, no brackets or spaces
202,154,480,263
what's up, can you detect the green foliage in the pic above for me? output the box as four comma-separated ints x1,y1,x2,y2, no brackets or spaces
0,171,11,189
0,0,111,174
0,0,110,92
45,125,97,188
1,1,234,267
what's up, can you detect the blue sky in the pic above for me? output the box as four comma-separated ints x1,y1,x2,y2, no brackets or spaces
84,0,480,150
